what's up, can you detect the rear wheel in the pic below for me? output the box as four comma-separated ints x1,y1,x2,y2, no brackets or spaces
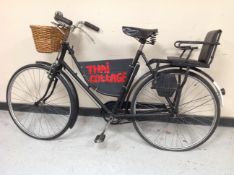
131,69,220,151
7,64,77,140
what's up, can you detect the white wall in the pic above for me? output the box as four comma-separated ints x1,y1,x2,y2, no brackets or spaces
0,0,234,117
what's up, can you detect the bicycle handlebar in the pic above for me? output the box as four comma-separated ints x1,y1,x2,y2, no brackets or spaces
54,11,100,33
53,11,100,43
84,21,100,32
54,11,73,26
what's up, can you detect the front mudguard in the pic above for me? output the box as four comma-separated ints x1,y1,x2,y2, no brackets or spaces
36,61,79,128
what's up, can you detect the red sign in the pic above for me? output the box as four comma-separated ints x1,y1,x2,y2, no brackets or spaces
85,61,127,83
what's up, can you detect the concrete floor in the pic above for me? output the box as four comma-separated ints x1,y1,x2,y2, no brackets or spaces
0,110,234,175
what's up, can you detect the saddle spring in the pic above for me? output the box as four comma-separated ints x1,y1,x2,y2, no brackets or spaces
146,32,157,45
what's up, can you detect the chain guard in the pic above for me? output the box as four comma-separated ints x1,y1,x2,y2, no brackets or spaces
101,101,131,125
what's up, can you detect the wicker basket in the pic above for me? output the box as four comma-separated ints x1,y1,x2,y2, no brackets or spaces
30,25,69,53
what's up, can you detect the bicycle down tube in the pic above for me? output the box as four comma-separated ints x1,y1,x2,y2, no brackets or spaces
57,42,154,118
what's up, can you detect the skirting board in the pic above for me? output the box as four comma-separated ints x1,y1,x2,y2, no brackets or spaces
0,102,233,127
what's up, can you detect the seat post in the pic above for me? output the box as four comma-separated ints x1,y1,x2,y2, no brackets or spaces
132,44,145,66
138,43,145,52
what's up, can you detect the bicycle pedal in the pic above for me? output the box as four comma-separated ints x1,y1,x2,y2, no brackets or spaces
94,133,106,143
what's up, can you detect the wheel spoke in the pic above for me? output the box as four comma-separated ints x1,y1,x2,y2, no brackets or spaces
7,65,73,140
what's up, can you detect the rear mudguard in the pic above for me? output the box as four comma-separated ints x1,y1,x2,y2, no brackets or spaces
127,64,224,107
36,61,79,128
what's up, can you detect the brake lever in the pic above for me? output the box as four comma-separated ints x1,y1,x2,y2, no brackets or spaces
51,21,95,43
77,26,95,44
51,21,66,35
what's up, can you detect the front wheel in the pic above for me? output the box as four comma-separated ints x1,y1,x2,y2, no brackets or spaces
131,69,220,151
7,64,77,140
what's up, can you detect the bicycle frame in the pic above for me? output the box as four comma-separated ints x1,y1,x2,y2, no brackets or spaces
36,39,192,120
42,41,167,119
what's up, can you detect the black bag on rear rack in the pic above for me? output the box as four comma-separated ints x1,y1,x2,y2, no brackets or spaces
152,73,178,97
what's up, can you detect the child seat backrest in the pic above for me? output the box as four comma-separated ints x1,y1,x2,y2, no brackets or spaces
198,30,222,65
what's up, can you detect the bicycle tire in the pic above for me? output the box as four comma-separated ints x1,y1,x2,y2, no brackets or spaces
131,69,220,151
7,64,78,140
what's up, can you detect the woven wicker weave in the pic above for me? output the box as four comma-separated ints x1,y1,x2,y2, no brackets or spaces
30,25,69,53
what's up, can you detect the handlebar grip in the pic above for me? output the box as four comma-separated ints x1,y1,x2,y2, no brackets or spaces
54,11,73,26
84,21,100,32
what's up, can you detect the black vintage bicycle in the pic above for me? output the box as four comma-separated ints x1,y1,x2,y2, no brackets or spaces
6,12,225,151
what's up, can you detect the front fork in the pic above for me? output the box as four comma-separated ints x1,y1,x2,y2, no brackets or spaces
34,63,60,106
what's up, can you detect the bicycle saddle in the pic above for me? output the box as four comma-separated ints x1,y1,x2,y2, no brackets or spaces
122,26,158,40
